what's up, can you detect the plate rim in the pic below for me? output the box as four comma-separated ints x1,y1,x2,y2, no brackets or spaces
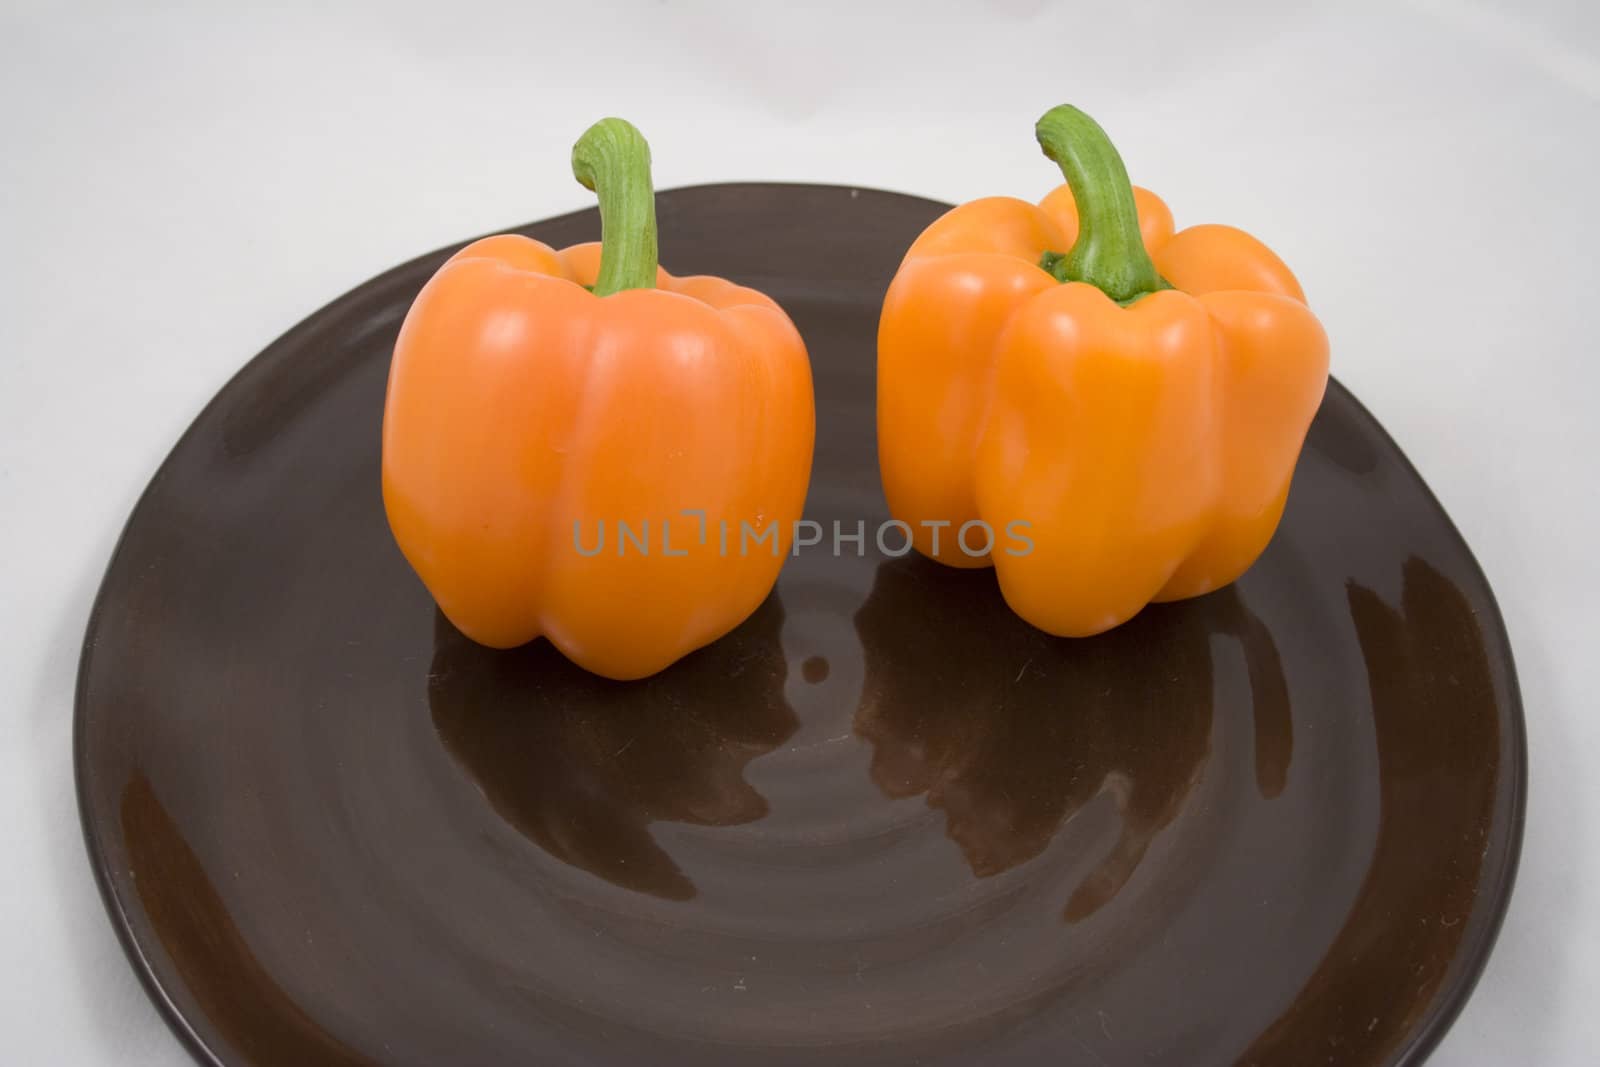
72,181,1527,1067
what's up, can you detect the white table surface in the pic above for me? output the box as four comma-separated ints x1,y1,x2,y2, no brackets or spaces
3,2,1595,1063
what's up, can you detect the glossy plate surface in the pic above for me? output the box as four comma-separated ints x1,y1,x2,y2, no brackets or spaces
76,185,1524,1066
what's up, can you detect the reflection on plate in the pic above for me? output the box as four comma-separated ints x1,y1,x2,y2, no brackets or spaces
431,597,797,901
855,556,1290,919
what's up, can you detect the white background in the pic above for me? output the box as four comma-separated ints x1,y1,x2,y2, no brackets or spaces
3,1,1596,1063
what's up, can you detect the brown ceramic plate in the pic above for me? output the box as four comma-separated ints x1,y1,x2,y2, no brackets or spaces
76,184,1524,1067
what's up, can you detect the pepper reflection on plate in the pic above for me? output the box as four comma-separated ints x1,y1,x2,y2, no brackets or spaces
854,554,1292,920
428,595,798,901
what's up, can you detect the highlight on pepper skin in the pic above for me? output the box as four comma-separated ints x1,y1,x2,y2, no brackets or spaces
381,118,815,681
876,103,1329,639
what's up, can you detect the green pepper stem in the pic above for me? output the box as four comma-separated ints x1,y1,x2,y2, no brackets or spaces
571,118,658,296
1035,105,1169,303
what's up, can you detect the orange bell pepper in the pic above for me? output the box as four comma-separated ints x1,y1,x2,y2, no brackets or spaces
383,119,814,680
878,104,1328,637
